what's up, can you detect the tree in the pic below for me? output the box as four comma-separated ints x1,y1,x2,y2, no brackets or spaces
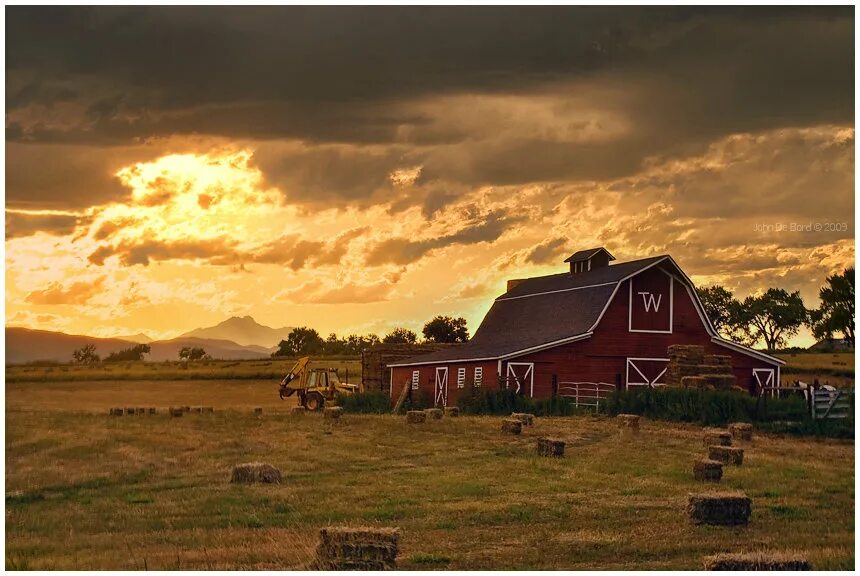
72,344,100,364
273,327,325,356
697,285,744,341
104,343,151,362
422,316,469,343
738,288,807,351
808,268,855,347
179,346,207,361
383,328,418,344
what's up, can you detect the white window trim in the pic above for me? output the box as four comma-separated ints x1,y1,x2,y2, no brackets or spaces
411,370,420,390
628,269,674,334
474,366,483,387
457,367,466,388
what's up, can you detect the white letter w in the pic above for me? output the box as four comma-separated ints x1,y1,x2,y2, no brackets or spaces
638,291,662,312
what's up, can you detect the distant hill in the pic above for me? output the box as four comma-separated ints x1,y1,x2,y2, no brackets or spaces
5,327,273,364
180,316,293,347
113,332,153,344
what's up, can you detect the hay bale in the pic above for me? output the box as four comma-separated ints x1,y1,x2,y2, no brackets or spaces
148,407,157,415
703,551,811,571
693,458,723,482
703,354,733,367
230,462,282,484
617,414,640,429
125,407,136,415
315,526,399,570
668,344,705,365
109,408,123,416
501,418,522,435
511,412,535,426
708,445,745,466
424,408,443,420
292,406,306,415
687,492,751,525
169,407,184,417
406,410,426,424
183,406,191,413
728,422,753,441
682,376,708,388
253,407,263,415
699,374,736,390
203,406,214,413
134,407,145,415
443,406,459,417
703,429,732,447
324,407,343,420
698,364,733,375
191,406,203,414
536,437,565,457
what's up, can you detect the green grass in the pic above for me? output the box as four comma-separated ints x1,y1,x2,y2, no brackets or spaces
5,406,854,570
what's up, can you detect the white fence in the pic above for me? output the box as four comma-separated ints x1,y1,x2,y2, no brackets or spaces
557,382,616,409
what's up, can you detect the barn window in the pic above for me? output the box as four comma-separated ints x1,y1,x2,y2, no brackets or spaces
474,366,483,387
411,370,420,390
457,367,466,388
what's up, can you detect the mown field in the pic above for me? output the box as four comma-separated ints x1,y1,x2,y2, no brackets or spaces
5,395,855,570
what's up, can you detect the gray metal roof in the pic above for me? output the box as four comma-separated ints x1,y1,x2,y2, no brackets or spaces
563,247,615,263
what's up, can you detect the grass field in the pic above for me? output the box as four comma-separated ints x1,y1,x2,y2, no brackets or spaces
5,394,855,570
774,352,854,371
5,358,361,383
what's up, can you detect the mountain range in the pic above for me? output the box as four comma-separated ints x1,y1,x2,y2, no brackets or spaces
5,316,293,364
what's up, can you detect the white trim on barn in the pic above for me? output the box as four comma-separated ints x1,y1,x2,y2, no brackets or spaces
474,366,483,387
506,362,534,397
627,269,673,334
497,281,618,302
434,367,448,407
625,357,669,389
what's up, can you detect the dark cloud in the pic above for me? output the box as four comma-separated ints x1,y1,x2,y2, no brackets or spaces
25,277,105,305
525,237,569,265
5,210,84,239
365,210,524,266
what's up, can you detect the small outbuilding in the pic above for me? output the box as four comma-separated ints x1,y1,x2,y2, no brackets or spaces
388,248,783,407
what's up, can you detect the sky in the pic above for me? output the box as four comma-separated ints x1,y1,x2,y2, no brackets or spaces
5,6,855,345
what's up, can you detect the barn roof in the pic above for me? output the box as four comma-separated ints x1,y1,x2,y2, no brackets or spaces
391,255,668,366
564,247,615,263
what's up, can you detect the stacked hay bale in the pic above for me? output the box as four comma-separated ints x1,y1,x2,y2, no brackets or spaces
148,407,157,415
361,342,460,393
230,462,282,484
703,551,811,571
424,408,443,420
693,459,723,482
703,428,732,447
666,345,737,391
536,437,565,457
687,492,751,525
169,407,184,417
314,527,399,570
406,411,426,424
109,408,123,416
708,446,745,466
501,418,522,435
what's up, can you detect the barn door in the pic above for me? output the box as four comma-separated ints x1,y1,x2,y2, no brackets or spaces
506,362,534,397
753,368,775,396
626,358,669,389
434,367,449,407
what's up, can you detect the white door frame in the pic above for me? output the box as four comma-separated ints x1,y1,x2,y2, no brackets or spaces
753,368,775,397
506,362,535,397
434,367,449,407
625,357,669,389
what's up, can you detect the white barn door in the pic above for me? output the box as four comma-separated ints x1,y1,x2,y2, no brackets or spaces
506,362,534,397
753,368,775,396
434,367,449,407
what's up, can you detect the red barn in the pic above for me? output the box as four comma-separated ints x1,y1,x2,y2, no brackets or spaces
389,248,783,407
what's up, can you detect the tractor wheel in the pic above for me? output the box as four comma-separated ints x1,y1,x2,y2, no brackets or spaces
305,393,324,412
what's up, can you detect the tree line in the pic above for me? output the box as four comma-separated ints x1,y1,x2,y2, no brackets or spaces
697,268,854,351
271,315,469,356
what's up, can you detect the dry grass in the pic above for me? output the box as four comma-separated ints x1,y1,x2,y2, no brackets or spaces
6,390,854,570
776,352,854,371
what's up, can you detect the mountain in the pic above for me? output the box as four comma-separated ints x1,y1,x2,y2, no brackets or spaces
113,332,153,344
180,316,293,348
5,327,273,364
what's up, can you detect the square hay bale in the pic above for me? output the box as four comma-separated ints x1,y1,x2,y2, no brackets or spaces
406,410,426,424
444,406,459,417
728,422,754,441
708,445,745,466
693,458,723,482
324,406,344,420
292,406,307,415
703,354,733,367
183,406,191,413
230,462,282,484
617,414,641,429
703,551,811,571
511,412,535,426
125,407,136,415
135,407,146,415
109,408,123,416
148,407,157,415
688,492,751,526
169,407,184,417
536,437,565,457
668,344,705,364
202,406,214,413
700,374,736,390
703,429,732,447
424,408,443,420
501,418,522,435
253,407,263,415
192,406,203,414
315,526,400,570
698,364,733,375
682,376,708,389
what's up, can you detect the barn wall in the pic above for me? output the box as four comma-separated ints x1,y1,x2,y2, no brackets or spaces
390,361,499,407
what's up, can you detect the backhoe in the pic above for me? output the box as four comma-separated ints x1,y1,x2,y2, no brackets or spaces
278,356,358,411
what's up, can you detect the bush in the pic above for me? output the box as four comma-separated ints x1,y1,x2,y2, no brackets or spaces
602,386,825,428
402,388,434,411
335,391,391,414
456,382,580,416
